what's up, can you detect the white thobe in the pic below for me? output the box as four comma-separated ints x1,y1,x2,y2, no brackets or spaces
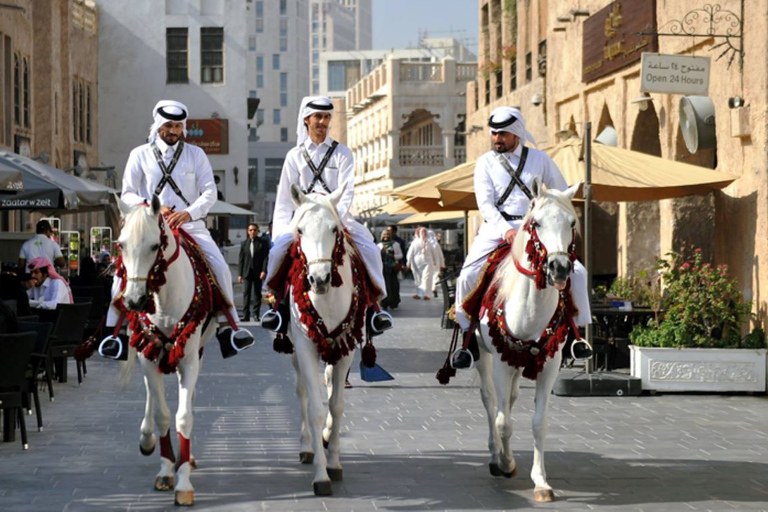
407,240,440,299
28,278,72,310
430,241,445,292
266,136,385,299
106,138,239,326
455,145,591,329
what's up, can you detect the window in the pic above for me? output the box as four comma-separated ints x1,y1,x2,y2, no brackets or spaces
201,27,224,84
248,127,257,141
484,78,490,106
248,36,256,51
538,40,547,78
280,38,288,52
280,93,288,107
495,69,503,100
78,79,85,142
22,57,29,128
273,109,280,125
279,18,288,36
525,51,532,83
255,1,264,32
256,55,263,72
265,158,283,190
249,89,257,98
71,79,77,139
510,58,517,91
272,54,280,70
256,109,264,124
13,54,19,126
279,72,288,90
86,84,91,144
166,28,188,83
248,158,258,193
256,75,264,88
279,0,287,15
280,127,288,142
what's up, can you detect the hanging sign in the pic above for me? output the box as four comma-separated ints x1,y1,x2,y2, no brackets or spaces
641,53,710,95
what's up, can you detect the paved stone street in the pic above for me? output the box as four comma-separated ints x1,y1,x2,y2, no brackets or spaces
2,281,768,511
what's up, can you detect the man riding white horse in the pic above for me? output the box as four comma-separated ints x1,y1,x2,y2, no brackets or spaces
100,99,254,359
261,96,393,335
452,106,592,369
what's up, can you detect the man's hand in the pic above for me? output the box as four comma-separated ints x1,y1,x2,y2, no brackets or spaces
260,271,266,280
238,276,243,284
167,210,192,229
504,228,517,245
160,206,173,214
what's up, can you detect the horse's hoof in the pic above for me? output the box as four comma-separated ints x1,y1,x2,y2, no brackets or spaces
327,468,343,481
140,443,155,456
154,475,175,491
299,452,314,464
489,463,517,478
174,489,195,506
189,457,197,470
534,488,555,503
313,481,332,496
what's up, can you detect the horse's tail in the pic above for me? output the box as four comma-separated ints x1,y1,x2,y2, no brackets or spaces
118,344,138,390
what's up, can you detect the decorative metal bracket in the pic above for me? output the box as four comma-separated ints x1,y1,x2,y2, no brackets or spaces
638,2,744,69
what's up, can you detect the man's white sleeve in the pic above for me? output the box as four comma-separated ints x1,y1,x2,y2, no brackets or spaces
335,149,355,218
272,156,298,238
121,149,148,207
186,149,217,221
474,157,509,238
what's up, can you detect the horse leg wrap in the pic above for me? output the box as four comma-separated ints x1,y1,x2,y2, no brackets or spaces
177,433,190,469
160,430,176,463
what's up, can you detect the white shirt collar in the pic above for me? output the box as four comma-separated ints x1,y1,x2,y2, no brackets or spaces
502,143,523,160
304,135,334,151
155,137,180,154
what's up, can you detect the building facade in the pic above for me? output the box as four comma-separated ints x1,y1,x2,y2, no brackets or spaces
465,0,768,326
346,56,477,214
0,0,100,233
98,0,249,211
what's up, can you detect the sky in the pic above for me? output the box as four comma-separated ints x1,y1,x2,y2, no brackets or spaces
371,0,478,55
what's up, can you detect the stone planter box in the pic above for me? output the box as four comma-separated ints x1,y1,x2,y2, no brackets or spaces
630,346,767,392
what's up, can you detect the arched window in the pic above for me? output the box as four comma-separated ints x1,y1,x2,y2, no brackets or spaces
22,57,29,128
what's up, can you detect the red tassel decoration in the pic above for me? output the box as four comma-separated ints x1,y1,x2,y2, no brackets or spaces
361,340,376,368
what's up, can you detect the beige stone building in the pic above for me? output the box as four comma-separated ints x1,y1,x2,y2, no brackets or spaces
345,56,477,214
465,0,768,325
0,0,100,232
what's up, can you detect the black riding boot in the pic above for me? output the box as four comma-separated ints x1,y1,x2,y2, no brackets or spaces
452,330,480,369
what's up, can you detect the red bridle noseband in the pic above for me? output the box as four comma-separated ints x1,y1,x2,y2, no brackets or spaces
513,215,577,290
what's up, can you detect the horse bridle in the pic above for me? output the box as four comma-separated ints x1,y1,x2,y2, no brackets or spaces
120,212,181,293
299,228,345,285
514,212,577,290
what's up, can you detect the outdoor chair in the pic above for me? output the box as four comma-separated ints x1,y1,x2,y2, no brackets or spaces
439,271,457,330
48,302,91,385
3,299,17,314
0,331,36,450
71,286,107,378
17,321,54,431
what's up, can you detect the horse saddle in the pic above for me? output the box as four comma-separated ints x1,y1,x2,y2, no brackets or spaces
459,242,512,324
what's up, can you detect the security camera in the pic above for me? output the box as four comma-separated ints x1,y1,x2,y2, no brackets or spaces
531,93,543,107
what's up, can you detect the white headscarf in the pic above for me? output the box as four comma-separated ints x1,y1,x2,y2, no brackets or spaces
488,106,536,147
147,100,189,144
296,96,334,147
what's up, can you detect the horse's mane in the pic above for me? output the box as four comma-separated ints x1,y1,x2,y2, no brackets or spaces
491,187,579,307
289,193,344,235
122,203,159,240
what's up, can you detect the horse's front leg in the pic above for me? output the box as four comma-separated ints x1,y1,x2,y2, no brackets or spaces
291,352,313,464
323,352,353,482
530,350,562,503
293,332,332,495
493,361,520,478
173,344,202,506
474,333,500,476
139,358,175,492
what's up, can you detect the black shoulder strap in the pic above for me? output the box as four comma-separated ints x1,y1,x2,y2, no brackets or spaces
151,142,191,206
300,141,339,194
494,146,532,206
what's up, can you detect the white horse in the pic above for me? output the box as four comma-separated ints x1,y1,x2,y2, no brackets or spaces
473,179,582,503
282,184,361,496
116,196,216,507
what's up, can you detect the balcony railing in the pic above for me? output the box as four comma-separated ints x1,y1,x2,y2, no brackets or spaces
400,63,442,82
399,146,444,167
454,146,467,164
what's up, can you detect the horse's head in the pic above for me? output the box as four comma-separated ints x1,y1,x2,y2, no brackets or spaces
523,178,581,290
290,183,345,295
116,194,166,311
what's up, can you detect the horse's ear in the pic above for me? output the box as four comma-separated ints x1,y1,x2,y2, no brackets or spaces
116,194,131,217
564,182,581,202
290,184,306,208
150,195,162,216
531,177,543,198
329,182,346,208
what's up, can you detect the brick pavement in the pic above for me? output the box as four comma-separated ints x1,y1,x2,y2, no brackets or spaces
2,281,768,511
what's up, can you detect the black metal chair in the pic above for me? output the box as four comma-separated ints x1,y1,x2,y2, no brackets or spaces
71,287,106,379
48,302,92,385
439,271,458,330
0,331,36,450
17,321,53,431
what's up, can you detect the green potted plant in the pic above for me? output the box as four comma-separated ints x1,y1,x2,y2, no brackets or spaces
629,249,767,392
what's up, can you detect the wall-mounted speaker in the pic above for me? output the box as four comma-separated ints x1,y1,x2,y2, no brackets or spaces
679,96,716,154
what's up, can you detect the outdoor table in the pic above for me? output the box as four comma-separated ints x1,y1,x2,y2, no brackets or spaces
590,306,657,370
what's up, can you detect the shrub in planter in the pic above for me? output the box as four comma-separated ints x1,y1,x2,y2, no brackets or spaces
630,249,763,349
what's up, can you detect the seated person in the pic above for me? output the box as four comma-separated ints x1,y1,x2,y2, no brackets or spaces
27,257,73,310
0,265,34,317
